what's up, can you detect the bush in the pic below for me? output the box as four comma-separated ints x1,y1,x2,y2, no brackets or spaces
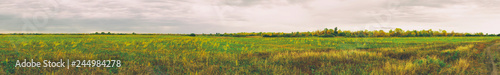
318,34,335,37
263,35,271,37
189,33,196,37
232,35,247,37
262,34,277,37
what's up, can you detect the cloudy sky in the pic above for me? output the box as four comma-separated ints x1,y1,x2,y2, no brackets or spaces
0,0,499,34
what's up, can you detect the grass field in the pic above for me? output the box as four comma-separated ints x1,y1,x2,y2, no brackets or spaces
1,35,500,74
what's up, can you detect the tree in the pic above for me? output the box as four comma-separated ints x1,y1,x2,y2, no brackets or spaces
450,31,455,36
428,29,434,37
389,29,395,37
465,33,472,36
379,30,387,37
215,33,221,36
95,32,99,34
420,30,430,37
412,30,419,36
442,30,447,36
394,28,403,37
337,29,345,36
409,31,416,37
433,31,440,36
295,31,301,37
328,29,334,35
344,31,352,37
334,27,339,35
101,32,105,35
487,33,496,36
323,28,329,35
497,34,500,36
357,31,366,37
475,32,484,36
108,32,111,35
132,32,136,35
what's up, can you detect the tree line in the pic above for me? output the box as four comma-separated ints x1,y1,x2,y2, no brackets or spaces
203,27,499,37
1,28,498,37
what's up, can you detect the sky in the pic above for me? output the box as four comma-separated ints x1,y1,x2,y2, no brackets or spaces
0,0,499,34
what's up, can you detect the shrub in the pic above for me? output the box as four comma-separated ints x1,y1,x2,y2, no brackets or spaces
189,33,196,36
232,35,246,37
318,34,335,37
263,35,271,37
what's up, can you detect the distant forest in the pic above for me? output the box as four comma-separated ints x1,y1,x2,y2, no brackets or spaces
2,27,499,37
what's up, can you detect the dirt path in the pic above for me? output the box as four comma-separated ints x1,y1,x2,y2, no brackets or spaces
486,42,500,75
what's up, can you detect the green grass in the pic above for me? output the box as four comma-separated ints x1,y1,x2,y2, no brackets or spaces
0,35,499,74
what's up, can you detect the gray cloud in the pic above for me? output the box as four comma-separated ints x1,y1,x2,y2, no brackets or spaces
0,0,499,34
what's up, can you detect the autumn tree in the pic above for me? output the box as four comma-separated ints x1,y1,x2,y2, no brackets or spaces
379,30,387,37
442,30,447,36
389,29,395,37
394,28,403,37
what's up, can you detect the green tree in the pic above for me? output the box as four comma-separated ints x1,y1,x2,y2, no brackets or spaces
323,28,329,35
334,27,338,35
357,31,366,37
409,31,416,37
475,32,484,36
465,33,472,36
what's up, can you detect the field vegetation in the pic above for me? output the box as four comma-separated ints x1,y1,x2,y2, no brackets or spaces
0,35,499,74
0,28,499,74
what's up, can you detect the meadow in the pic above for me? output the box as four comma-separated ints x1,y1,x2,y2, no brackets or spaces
1,35,499,74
